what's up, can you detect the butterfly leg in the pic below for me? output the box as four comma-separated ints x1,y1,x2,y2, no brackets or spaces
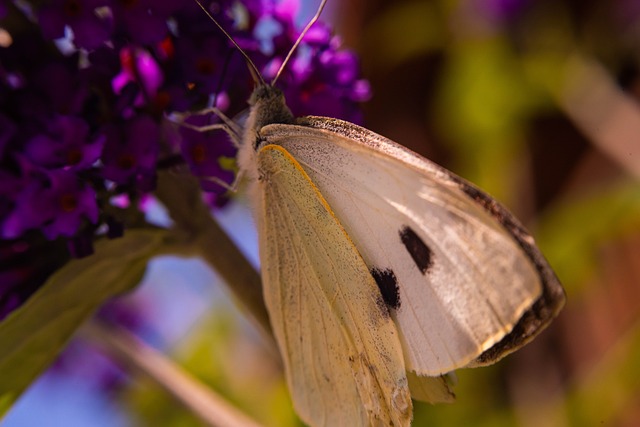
167,107,242,147
191,174,237,192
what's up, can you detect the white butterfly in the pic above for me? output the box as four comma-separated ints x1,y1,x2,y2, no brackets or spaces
194,1,565,425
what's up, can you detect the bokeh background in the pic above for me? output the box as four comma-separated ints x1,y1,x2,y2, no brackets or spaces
5,0,640,426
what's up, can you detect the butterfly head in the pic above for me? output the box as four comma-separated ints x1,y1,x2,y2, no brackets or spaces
247,85,294,131
236,84,294,183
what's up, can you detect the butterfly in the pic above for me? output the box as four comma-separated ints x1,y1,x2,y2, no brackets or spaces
194,1,565,425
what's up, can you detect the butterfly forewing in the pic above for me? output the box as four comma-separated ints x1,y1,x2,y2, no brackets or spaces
255,143,412,426
257,118,565,376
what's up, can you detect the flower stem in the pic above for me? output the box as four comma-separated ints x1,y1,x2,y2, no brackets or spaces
82,320,265,427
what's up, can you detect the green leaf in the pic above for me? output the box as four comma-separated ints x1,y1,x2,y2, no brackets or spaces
0,229,168,417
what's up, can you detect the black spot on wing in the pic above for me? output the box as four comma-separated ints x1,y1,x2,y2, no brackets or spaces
371,268,401,310
399,226,433,274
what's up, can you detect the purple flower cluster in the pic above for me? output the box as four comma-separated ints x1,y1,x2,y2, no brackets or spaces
0,1,370,317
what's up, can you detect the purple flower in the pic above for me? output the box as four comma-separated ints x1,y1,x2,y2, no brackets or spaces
112,46,164,108
1,169,98,240
274,0,300,22
34,61,91,116
174,35,232,96
38,0,113,50
1,43,86,121
150,84,193,114
24,115,104,170
110,0,182,45
270,22,371,123
101,115,159,190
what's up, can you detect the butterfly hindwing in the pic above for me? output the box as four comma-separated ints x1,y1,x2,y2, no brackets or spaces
255,143,412,426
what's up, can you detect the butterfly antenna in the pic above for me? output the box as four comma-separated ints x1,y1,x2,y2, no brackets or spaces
271,0,328,86
194,0,266,87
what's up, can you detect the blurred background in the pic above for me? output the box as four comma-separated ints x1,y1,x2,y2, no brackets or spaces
5,0,640,426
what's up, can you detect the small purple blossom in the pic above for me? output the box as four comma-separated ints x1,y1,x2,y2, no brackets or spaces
174,35,233,96
38,0,113,50
24,115,104,170
35,61,91,116
101,115,159,189
1,169,98,240
270,22,371,123
112,46,164,108
274,0,300,23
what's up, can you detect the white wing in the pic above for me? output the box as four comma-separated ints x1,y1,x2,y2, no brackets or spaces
254,144,412,426
258,117,565,376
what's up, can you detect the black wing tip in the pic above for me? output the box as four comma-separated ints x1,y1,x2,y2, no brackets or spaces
471,283,565,367
451,176,566,366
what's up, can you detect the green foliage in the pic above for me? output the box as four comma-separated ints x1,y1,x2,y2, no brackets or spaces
0,229,169,417
536,183,640,293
